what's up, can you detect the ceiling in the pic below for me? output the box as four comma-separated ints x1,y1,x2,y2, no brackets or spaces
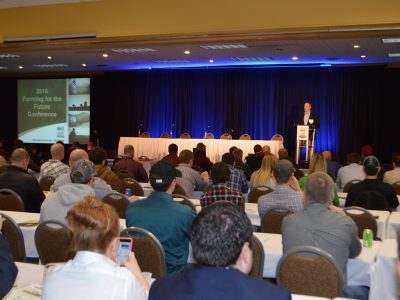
0,0,96,9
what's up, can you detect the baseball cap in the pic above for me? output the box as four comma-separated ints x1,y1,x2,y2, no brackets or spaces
361,145,374,156
363,156,380,168
149,160,182,186
70,159,97,184
273,159,294,179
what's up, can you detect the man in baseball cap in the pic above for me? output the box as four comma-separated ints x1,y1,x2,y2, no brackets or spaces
125,160,195,274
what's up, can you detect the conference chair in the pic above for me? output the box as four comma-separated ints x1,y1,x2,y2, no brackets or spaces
204,133,214,139
103,192,131,219
0,188,25,212
180,133,191,139
115,169,135,181
0,212,26,262
343,206,378,240
261,209,293,234
343,179,362,193
173,183,188,197
271,134,284,142
39,175,56,191
35,220,74,265
239,134,251,140
140,132,151,138
248,185,274,203
392,181,400,195
160,132,170,138
172,194,197,213
220,133,232,140
120,227,166,278
118,178,144,196
248,235,265,279
277,245,344,298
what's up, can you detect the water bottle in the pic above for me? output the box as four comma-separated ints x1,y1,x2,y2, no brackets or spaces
125,188,132,197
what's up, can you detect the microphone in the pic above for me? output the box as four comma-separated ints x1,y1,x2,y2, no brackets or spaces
170,123,175,137
138,124,143,136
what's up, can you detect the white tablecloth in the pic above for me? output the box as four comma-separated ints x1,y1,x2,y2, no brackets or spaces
118,137,281,162
386,211,400,239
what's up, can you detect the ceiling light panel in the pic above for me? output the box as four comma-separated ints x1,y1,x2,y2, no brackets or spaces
199,44,248,50
231,57,273,61
382,38,400,44
153,60,190,63
0,54,20,58
111,48,157,53
33,64,69,68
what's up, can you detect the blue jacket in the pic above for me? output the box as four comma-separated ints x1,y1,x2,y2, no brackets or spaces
0,236,18,298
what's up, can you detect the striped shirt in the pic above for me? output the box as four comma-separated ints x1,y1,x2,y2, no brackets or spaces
40,160,69,179
200,184,245,210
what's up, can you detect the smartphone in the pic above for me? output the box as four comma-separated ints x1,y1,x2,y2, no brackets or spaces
117,237,133,266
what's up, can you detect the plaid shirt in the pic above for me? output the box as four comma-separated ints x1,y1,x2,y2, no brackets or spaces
200,184,245,210
228,166,249,193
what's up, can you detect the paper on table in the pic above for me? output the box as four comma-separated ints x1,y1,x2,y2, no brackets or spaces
6,284,42,299
17,220,39,227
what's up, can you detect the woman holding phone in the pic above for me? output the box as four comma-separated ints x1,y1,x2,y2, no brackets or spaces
42,196,149,300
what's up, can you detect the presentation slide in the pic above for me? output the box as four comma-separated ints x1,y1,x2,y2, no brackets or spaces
18,78,90,144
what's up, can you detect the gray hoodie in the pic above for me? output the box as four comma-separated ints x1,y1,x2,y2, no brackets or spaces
40,183,95,223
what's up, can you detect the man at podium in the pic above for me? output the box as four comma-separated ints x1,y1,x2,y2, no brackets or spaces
299,101,320,129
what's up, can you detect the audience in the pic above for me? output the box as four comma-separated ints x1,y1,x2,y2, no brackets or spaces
383,152,400,184
40,159,96,223
125,160,196,274
336,152,366,192
112,144,149,183
278,148,304,179
200,162,245,210
0,216,18,298
232,148,252,181
149,202,291,300
89,146,120,190
0,148,45,212
42,196,148,300
162,143,180,167
250,153,277,189
193,142,213,172
282,171,367,300
245,144,263,172
322,150,341,181
176,150,209,198
258,160,303,219
40,143,68,179
222,153,249,194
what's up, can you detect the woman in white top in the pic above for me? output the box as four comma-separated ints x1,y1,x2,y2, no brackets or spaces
42,196,149,300
250,153,277,189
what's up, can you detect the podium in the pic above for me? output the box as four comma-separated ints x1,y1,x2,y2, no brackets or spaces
295,125,316,164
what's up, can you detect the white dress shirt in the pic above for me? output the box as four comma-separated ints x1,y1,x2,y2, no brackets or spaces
383,167,400,184
42,251,147,300
336,163,366,191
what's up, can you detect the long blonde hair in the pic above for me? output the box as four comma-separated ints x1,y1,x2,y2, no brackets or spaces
251,153,277,187
308,152,327,175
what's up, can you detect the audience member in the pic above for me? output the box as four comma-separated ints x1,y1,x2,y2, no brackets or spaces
383,152,400,184
278,148,304,179
336,152,366,192
250,153,277,189
345,156,399,211
232,148,252,181
12,139,41,173
0,139,9,160
0,148,45,212
89,146,120,190
40,159,96,223
149,202,291,300
112,145,149,183
162,143,180,167
0,216,18,298
176,150,209,198
282,172,367,300
200,162,245,210
86,141,96,152
54,149,113,199
361,144,374,161
245,144,263,172
27,143,43,168
322,150,341,181
42,196,148,300
222,153,248,193
125,160,196,274
193,143,213,172
40,143,69,179
258,160,303,219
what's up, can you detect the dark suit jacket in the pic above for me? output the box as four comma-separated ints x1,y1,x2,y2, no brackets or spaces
0,236,18,298
245,153,264,172
149,265,291,300
298,112,320,129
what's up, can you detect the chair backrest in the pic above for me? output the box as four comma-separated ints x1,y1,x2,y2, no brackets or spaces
277,245,344,298
248,185,274,203
220,133,232,140
180,133,191,139
343,206,378,239
120,226,166,278
261,209,293,234
392,181,400,195
351,190,391,212
39,175,56,191
248,235,265,279
0,212,26,262
239,134,251,140
160,132,170,138
118,178,144,196
102,192,131,219
140,132,151,138
34,220,74,265
0,188,25,212
115,169,135,181
172,183,188,197
343,179,362,193
271,134,284,142
204,133,214,139
172,194,197,213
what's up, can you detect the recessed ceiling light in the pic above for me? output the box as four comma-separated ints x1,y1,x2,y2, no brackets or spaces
184,50,191,55
361,55,367,58
82,63,87,67
111,48,156,53
0,54,20,58
102,53,109,58
209,59,214,63
382,38,400,44
388,53,400,57
18,66,23,69
292,56,299,60
47,56,52,60
353,45,360,49
200,44,248,50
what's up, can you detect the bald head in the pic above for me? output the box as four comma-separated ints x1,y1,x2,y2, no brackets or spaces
278,148,289,160
10,148,30,169
50,143,65,160
262,145,271,155
68,149,88,167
